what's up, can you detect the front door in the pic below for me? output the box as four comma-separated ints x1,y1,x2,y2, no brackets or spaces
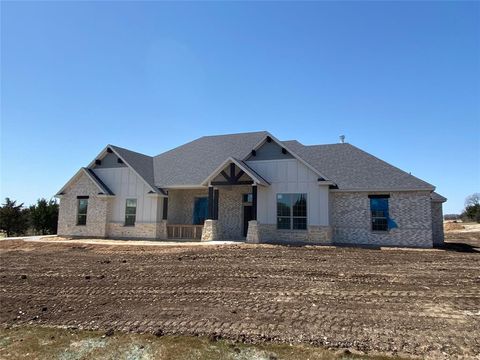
243,205,253,237
193,197,208,225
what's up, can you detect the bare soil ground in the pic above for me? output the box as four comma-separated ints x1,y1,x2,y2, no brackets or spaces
1,236,479,359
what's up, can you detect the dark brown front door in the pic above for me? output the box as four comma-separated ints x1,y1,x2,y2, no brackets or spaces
243,205,253,237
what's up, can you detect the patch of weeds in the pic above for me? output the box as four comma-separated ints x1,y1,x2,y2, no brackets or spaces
123,343,152,360
0,335,12,348
58,338,106,360
231,346,278,360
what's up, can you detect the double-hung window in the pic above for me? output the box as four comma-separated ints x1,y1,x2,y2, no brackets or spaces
125,199,137,226
77,197,88,225
277,193,307,230
369,195,389,231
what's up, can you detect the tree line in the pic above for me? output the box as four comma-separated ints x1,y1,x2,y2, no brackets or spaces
444,193,480,223
0,198,59,237
461,193,480,222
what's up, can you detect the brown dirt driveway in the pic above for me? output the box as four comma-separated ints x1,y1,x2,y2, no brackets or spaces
1,237,479,359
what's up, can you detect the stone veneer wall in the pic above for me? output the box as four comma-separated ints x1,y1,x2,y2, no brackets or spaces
107,223,156,239
246,222,332,244
167,189,208,224
330,191,433,248
431,201,444,246
218,185,251,240
58,173,110,238
105,220,167,240
201,220,221,241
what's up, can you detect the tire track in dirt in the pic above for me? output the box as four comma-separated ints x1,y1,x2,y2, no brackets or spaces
1,240,479,359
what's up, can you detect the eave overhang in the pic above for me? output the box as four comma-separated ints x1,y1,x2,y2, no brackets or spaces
55,168,115,197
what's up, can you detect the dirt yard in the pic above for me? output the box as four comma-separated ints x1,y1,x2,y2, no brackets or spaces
0,237,479,359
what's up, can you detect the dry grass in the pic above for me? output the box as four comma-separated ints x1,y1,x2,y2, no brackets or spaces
444,222,464,231
0,326,407,360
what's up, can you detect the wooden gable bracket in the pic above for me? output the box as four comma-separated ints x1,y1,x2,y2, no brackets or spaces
212,163,253,186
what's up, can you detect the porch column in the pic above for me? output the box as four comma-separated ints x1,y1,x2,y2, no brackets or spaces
252,185,257,220
162,198,168,220
214,189,219,220
207,186,214,219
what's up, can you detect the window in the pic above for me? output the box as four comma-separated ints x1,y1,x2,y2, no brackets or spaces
242,193,252,203
125,199,137,226
370,195,389,231
277,193,307,230
77,198,88,225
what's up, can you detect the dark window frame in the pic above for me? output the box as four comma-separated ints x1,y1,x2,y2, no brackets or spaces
369,195,390,232
124,199,137,227
276,193,307,230
77,198,88,226
242,193,253,204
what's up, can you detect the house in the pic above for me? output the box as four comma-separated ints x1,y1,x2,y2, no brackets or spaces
56,131,446,248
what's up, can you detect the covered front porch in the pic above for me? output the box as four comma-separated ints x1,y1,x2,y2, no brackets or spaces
161,158,268,241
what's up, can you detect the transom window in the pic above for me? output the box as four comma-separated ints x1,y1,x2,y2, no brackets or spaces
277,193,307,230
125,199,137,226
242,193,253,203
77,198,88,226
370,195,389,231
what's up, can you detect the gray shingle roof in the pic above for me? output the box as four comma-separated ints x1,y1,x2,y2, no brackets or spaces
283,141,435,191
431,192,447,202
108,131,437,192
153,131,268,187
109,145,159,193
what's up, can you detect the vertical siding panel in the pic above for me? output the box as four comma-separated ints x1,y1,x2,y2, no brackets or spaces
88,167,158,224
246,158,328,227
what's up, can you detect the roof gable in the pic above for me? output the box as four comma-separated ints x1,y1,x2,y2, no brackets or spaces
246,139,294,161
201,157,270,186
88,145,161,194
56,168,114,196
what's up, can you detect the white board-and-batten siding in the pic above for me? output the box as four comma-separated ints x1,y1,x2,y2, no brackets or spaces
246,159,329,226
93,167,161,224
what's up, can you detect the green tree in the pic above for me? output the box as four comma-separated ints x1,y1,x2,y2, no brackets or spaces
0,198,29,237
29,198,59,235
461,193,480,223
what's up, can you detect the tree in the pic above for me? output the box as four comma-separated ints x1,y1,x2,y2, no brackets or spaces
465,193,480,208
0,198,29,237
461,193,480,223
29,198,59,235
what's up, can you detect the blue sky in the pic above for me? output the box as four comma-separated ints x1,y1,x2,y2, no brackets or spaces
1,1,479,214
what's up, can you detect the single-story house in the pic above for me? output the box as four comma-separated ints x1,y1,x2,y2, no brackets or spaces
56,131,446,248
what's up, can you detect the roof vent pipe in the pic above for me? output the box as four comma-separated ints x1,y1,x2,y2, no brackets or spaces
339,135,345,144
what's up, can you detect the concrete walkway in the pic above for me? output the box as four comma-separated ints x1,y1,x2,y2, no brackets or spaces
1,235,242,247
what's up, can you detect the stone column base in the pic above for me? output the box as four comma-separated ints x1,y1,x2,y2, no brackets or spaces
201,220,220,241
156,220,168,240
246,220,260,243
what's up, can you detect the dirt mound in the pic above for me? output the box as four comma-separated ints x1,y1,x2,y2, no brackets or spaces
444,222,464,231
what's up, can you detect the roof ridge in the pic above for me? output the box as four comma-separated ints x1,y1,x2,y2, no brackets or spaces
303,143,347,147
153,131,270,158
201,130,268,138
